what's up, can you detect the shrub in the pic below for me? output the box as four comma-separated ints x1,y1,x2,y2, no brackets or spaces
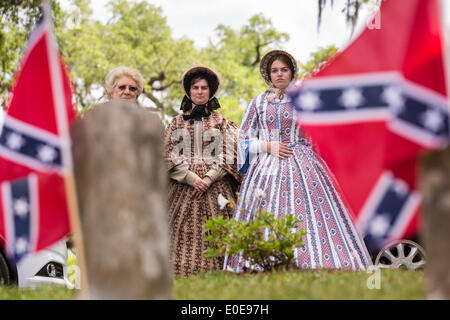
203,198,306,272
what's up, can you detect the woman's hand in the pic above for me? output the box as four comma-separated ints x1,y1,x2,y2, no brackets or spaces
192,177,213,199
263,141,293,159
202,176,212,187
193,177,208,192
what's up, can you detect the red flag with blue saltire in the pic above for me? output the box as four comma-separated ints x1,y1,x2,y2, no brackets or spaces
289,0,450,253
0,3,76,263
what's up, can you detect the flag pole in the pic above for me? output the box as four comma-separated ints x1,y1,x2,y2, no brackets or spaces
42,0,90,299
439,0,450,99
65,172,90,299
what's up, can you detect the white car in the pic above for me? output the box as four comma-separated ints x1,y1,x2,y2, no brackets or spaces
0,237,73,288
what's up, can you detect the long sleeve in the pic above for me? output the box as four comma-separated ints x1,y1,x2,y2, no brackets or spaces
164,116,200,187
205,165,228,183
238,95,262,174
169,162,200,186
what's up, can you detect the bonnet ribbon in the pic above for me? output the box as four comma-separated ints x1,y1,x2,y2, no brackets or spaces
183,104,210,121
265,87,286,102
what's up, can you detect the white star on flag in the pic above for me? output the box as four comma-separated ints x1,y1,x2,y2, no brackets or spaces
339,87,365,109
382,85,405,114
6,132,25,150
15,237,28,255
392,178,409,197
296,91,321,111
421,108,444,132
13,197,29,219
369,214,391,237
37,144,57,163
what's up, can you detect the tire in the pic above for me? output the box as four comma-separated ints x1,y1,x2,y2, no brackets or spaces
0,252,11,286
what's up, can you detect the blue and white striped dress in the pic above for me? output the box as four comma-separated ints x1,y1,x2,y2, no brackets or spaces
223,89,372,272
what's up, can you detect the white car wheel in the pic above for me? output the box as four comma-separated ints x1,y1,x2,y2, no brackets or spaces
375,239,426,270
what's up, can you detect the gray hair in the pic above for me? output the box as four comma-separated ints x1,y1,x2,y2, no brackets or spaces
104,66,144,100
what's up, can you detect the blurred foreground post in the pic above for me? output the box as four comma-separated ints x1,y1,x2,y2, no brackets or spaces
71,101,171,299
419,146,450,299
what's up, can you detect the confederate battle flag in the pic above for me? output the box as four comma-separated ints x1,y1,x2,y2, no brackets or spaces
289,0,450,253
0,3,76,263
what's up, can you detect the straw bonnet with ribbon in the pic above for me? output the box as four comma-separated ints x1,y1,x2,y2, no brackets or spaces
180,65,221,122
259,50,298,102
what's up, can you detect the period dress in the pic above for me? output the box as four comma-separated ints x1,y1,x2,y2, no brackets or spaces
223,89,372,272
165,111,241,277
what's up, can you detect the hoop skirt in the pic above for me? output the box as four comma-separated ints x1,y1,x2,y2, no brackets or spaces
224,92,372,272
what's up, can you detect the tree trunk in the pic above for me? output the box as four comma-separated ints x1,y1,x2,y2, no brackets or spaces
419,146,450,299
71,101,171,299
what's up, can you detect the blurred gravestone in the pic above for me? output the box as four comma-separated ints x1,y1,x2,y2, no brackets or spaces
71,100,171,299
419,146,450,299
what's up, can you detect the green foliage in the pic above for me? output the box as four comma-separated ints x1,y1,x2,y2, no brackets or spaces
58,0,200,115
203,205,306,272
0,1,338,126
298,45,338,79
55,1,290,123
204,13,289,125
55,1,292,121
0,0,63,104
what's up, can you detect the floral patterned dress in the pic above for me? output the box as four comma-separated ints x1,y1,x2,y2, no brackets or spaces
165,112,241,277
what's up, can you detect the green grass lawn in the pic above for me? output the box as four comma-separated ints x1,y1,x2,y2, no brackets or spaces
0,269,425,300
0,285,76,300
174,269,426,300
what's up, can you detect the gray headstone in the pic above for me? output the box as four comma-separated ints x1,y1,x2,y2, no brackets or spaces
419,146,450,300
71,101,171,299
